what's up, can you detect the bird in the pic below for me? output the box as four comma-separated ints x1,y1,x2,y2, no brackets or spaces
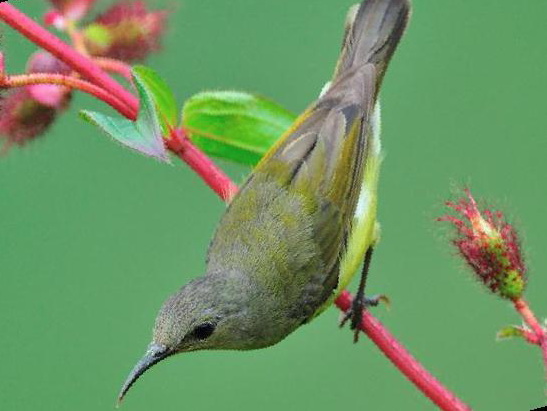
118,0,410,403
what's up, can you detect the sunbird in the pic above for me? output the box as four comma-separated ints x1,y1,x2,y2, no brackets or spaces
118,0,410,402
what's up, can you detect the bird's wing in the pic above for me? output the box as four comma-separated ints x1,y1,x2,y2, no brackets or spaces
252,63,377,299
208,0,410,314
246,0,410,305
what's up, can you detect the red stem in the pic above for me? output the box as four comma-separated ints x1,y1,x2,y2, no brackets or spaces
335,291,471,411
522,329,541,346
513,298,547,387
0,2,139,120
167,129,238,202
0,3,233,202
1,4,470,409
3,73,134,119
94,57,133,82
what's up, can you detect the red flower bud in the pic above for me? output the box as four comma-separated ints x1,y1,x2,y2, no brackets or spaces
439,189,526,300
83,1,168,63
0,89,68,151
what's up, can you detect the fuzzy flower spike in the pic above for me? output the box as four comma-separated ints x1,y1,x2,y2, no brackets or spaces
439,189,526,300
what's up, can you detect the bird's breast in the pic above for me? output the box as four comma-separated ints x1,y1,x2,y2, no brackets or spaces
206,175,327,324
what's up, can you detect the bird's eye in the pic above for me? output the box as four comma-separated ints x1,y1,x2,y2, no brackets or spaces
192,322,215,340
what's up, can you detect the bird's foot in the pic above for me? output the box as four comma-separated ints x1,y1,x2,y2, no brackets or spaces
339,294,390,343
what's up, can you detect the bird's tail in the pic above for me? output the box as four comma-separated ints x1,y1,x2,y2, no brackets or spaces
333,0,410,85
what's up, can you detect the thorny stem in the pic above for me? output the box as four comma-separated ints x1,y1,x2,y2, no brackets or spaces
513,298,547,388
1,3,470,410
2,73,134,119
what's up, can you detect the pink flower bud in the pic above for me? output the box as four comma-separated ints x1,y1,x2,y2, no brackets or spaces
439,189,526,300
48,0,96,21
0,52,72,150
26,51,71,76
26,52,72,108
83,1,168,63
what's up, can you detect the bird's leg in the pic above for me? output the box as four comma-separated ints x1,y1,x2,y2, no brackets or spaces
340,246,380,342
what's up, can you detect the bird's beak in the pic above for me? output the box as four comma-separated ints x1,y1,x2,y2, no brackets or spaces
117,343,170,406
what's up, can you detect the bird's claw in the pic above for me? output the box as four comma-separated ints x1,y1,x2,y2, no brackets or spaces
339,294,389,343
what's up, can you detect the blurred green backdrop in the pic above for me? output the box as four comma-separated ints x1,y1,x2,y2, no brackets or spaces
2,1,547,410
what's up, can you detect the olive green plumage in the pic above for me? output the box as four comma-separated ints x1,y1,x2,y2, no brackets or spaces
118,0,410,402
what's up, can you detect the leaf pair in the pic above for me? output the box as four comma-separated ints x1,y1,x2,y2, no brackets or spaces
81,65,295,166
81,66,172,162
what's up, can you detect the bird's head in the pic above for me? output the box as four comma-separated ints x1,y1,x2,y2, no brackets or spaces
117,273,267,404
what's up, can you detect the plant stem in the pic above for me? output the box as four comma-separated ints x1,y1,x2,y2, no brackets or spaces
521,329,541,346
0,2,139,120
0,3,234,200
335,291,471,411
167,129,238,202
3,73,134,119
94,57,133,82
513,298,547,387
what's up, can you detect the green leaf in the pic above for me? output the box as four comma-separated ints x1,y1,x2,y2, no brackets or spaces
181,91,295,166
133,65,178,135
496,325,525,341
80,68,169,162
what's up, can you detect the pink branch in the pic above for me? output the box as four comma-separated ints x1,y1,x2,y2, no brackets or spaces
521,329,541,346
3,73,134,119
514,299,545,337
513,298,547,386
335,291,471,411
94,57,133,82
167,129,238,202
0,3,233,201
0,2,139,120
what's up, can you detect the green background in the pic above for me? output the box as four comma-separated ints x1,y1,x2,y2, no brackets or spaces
2,1,546,410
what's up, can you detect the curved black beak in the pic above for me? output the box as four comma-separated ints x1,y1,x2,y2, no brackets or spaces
117,343,170,406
